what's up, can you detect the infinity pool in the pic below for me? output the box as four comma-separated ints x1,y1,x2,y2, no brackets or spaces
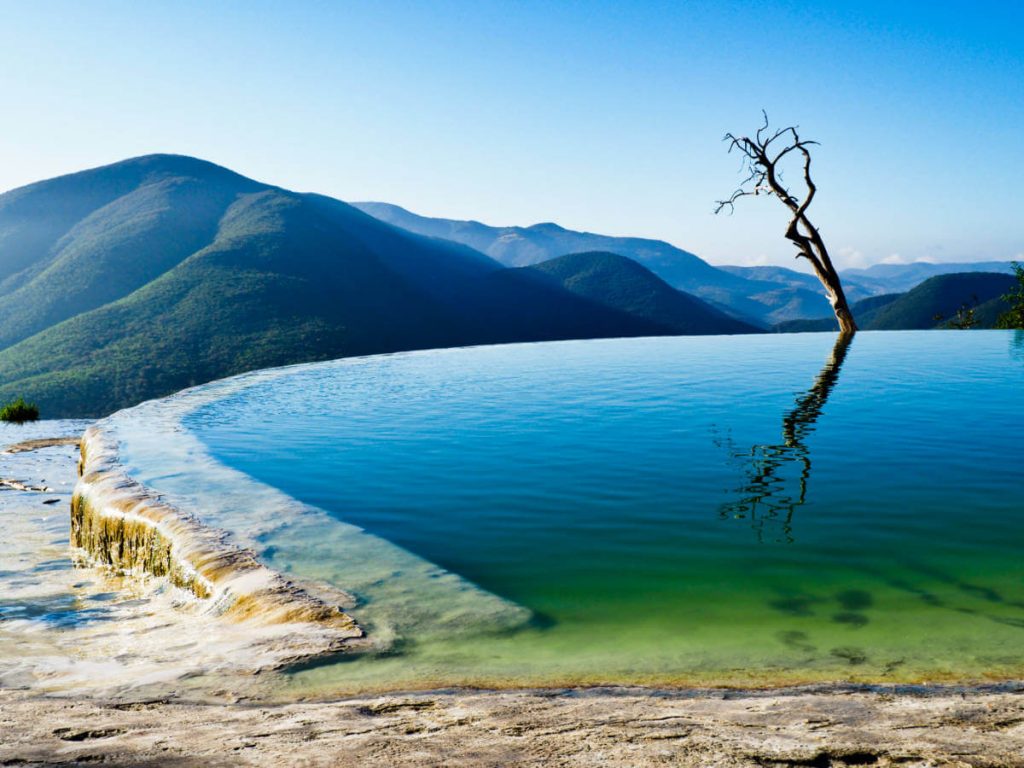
172,331,1024,692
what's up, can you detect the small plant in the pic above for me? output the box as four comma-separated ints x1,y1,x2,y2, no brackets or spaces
0,397,40,423
996,262,1024,330
937,296,980,330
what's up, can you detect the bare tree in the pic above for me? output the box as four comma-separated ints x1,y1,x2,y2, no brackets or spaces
716,113,857,334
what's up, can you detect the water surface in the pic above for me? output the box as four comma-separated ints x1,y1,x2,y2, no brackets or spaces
179,331,1024,692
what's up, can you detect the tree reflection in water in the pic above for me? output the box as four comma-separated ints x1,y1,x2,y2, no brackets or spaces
720,333,853,543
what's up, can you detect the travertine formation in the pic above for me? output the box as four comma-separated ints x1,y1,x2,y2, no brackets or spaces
2,686,1023,767
71,424,363,653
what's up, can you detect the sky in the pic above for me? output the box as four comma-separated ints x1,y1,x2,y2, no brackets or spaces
0,0,1021,269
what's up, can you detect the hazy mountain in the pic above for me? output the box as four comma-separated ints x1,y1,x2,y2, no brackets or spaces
354,201,738,286
720,264,879,303
775,273,1016,332
0,155,754,417
774,294,903,332
357,203,1016,326
353,202,846,326
525,252,759,335
841,261,1018,294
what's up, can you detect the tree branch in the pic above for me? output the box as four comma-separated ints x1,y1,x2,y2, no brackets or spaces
715,114,857,334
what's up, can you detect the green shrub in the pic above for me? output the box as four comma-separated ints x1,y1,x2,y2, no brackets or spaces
996,262,1024,330
0,397,40,423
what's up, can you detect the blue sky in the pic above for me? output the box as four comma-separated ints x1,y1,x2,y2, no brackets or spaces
1,0,1021,268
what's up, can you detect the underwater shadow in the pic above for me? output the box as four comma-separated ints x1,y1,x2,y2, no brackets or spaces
720,333,853,543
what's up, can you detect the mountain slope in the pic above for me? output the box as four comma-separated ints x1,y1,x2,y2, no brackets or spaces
0,156,757,417
774,293,903,332
774,273,1015,332
354,203,1021,324
525,252,759,335
354,201,736,286
720,264,880,305
0,187,461,415
867,272,1016,330
352,202,830,326
0,163,265,350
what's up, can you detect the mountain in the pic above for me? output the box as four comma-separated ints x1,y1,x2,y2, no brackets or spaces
841,261,1019,294
353,202,845,326
774,293,903,332
775,273,1016,332
354,201,743,288
865,272,1016,330
720,265,880,304
524,252,759,335
354,203,1023,325
0,155,753,417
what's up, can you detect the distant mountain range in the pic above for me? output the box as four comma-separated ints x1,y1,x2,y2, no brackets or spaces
354,202,1019,326
525,252,754,336
353,201,780,323
841,261,1019,294
0,155,757,417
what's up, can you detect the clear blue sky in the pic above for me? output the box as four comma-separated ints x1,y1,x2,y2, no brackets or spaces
1,0,1021,268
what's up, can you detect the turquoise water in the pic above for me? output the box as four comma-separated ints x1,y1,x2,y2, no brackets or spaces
185,331,1024,692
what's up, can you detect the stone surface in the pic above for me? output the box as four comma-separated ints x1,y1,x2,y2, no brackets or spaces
1,687,1023,767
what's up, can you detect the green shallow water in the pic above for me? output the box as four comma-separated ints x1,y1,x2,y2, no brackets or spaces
179,331,1024,693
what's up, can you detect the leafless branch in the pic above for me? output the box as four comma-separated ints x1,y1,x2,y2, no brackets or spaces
715,114,857,334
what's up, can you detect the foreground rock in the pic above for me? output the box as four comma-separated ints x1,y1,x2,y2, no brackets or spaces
0,423,345,698
1,436,81,454
2,686,1023,767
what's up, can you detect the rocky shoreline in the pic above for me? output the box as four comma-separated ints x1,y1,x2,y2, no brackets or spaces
2,685,1024,766
73,424,364,660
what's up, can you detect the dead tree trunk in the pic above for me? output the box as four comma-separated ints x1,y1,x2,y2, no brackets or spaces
716,113,857,334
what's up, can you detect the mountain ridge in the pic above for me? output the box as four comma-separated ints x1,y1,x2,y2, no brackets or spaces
775,273,1016,332
0,155,756,417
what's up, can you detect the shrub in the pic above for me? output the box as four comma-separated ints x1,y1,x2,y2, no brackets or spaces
996,262,1024,330
0,397,40,423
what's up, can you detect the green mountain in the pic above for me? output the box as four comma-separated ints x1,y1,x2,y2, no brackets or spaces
775,273,1016,332
867,273,1016,330
0,156,754,417
525,252,758,335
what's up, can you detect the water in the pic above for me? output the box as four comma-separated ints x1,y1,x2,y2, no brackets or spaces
173,331,1024,693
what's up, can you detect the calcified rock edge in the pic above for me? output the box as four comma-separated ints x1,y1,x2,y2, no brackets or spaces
72,424,364,663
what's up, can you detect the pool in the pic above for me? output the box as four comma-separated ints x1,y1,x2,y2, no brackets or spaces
122,331,1024,693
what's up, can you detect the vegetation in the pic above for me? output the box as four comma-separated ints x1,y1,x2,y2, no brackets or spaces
357,203,1024,326
775,273,1016,332
937,299,979,330
357,203,850,326
995,262,1024,329
526,252,759,335
0,155,757,418
0,397,39,423
867,273,1014,330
